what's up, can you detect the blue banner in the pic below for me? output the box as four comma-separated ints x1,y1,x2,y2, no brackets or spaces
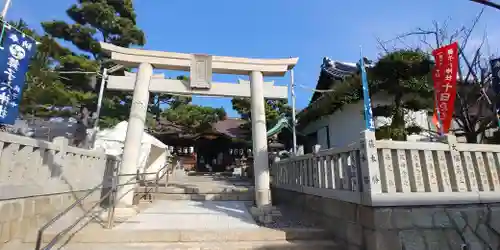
0,27,37,124
360,58,375,131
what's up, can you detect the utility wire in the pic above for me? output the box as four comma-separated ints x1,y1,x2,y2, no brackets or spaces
56,71,100,75
296,83,337,93
293,70,338,93
0,18,40,44
42,70,102,77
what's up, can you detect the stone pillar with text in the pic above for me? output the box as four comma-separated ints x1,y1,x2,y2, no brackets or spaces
359,129,382,205
116,62,153,213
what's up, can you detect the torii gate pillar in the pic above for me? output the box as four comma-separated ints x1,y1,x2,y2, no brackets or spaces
250,71,271,207
118,62,153,211
100,42,298,211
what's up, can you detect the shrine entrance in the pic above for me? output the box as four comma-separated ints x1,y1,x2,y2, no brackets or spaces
153,116,252,174
100,42,298,209
195,133,251,173
196,136,230,173
158,131,249,174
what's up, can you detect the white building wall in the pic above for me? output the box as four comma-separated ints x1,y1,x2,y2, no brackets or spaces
301,93,436,148
302,102,366,149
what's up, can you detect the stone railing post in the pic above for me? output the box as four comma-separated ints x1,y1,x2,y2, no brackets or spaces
312,144,321,153
51,137,69,177
312,144,320,188
445,133,467,192
359,130,382,206
52,136,68,150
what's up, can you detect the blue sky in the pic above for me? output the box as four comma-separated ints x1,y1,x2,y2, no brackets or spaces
3,0,500,117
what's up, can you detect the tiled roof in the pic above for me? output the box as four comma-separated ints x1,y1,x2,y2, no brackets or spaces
310,58,360,103
212,118,247,138
321,57,358,78
310,57,376,104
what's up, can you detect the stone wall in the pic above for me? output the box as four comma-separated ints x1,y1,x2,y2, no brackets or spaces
272,187,500,250
0,191,100,248
0,132,116,249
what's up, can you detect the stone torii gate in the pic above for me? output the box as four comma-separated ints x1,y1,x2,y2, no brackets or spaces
100,42,298,214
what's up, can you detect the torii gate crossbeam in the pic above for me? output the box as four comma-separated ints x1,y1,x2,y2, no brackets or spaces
107,73,288,99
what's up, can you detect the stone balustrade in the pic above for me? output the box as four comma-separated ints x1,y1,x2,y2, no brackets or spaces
0,132,119,248
271,131,500,206
270,131,500,249
272,143,362,203
372,136,500,206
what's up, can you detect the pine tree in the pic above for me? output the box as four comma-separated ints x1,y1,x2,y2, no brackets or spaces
370,49,434,140
20,1,228,133
40,0,145,127
8,19,71,117
232,98,292,140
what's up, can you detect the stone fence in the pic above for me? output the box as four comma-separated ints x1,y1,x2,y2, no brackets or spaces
0,132,119,248
271,131,500,249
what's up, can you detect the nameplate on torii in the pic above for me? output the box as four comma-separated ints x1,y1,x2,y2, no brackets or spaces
190,54,212,90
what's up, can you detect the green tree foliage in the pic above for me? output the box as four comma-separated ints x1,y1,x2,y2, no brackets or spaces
148,76,192,123
370,49,434,140
146,75,227,134
161,103,226,134
12,15,226,136
38,0,145,127
7,19,77,117
297,50,433,141
232,97,292,138
16,1,227,133
232,98,292,124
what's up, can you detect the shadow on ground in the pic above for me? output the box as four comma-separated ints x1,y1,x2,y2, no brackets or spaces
253,243,337,250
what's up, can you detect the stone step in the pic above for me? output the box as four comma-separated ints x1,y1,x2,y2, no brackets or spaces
134,186,255,201
9,240,339,250
137,192,254,201
25,228,332,244
136,186,254,194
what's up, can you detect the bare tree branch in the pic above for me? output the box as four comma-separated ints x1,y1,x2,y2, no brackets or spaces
375,37,390,54
460,8,485,50
377,9,496,143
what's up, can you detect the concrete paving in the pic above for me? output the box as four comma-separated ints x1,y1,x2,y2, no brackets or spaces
60,240,339,250
114,200,259,230
8,240,339,250
20,175,336,249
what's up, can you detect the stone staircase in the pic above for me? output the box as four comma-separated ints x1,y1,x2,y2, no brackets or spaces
134,182,254,202
7,175,338,250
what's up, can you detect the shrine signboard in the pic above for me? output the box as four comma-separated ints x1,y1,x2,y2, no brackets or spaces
432,42,459,134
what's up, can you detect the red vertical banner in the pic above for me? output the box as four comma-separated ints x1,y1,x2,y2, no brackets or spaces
432,42,459,134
